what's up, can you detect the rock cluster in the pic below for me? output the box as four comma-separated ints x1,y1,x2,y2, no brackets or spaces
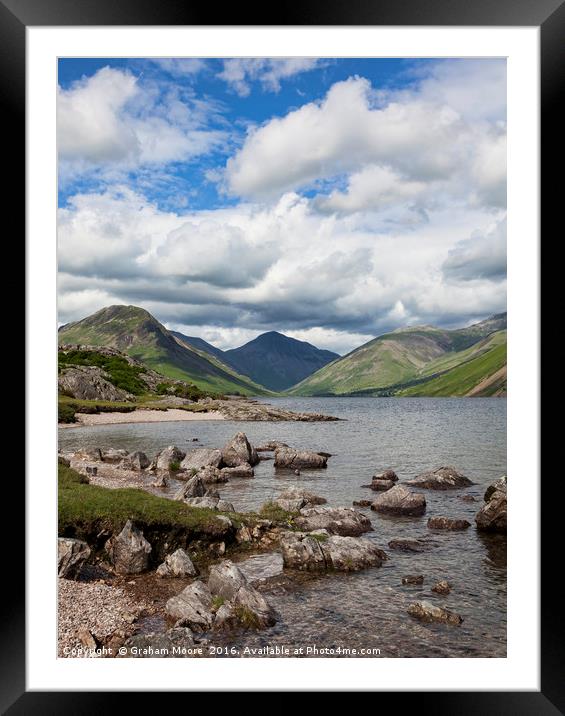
165,560,276,631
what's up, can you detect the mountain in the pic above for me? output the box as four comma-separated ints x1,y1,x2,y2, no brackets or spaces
170,331,230,365
223,331,340,392
288,313,507,397
58,305,270,396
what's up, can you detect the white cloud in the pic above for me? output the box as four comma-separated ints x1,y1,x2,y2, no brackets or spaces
443,217,506,281
218,58,321,97
58,67,225,172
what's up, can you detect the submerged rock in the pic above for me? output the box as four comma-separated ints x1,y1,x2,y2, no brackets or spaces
432,580,451,595
156,548,197,578
476,476,507,533
388,538,434,553
221,432,259,468
105,520,152,574
256,441,289,452
405,466,473,490
274,447,328,469
58,537,91,579
281,531,387,572
402,575,424,585
427,516,471,531
353,499,372,507
294,505,372,536
407,601,462,625
371,485,426,516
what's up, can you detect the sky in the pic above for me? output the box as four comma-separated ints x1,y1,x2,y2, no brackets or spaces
57,57,507,355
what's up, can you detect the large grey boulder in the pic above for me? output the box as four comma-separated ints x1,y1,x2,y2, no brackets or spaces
156,548,197,578
165,581,214,631
173,475,206,501
155,445,186,470
407,601,463,626
180,448,222,471
221,433,259,468
58,537,91,578
405,466,473,490
475,476,507,533
105,520,152,574
281,531,387,572
371,484,426,516
274,447,328,469
208,561,248,600
294,505,372,536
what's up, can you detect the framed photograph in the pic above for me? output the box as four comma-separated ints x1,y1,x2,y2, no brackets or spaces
10,0,559,708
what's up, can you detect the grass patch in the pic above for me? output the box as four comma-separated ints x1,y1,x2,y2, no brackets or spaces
211,595,225,611
309,532,329,542
234,605,263,629
259,500,297,523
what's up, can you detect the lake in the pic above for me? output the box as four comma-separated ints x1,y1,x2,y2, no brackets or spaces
59,397,507,658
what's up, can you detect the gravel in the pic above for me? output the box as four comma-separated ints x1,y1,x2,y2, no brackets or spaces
58,579,149,658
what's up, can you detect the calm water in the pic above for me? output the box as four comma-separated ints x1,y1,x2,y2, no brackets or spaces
59,397,507,658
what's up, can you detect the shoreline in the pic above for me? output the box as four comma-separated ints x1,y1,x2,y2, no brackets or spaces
60,408,225,427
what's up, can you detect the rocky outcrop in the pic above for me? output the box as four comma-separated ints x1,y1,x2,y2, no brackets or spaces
371,485,426,516
273,447,329,469
427,516,471,531
221,433,259,468
281,531,387,572
105,520,152,574
58,365,134,402
405,466,473,490
180,448,222,471
204,399,339,422
184,496,235,512
274,488,327,512
407,601,462,625
475,476,507,533
155,446,186,471
58,537,91,579
156,548,197,578
294,505,372,536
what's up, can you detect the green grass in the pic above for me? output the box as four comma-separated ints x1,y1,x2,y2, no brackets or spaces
58,464,233,536
258,500,297,523
397,342,506,397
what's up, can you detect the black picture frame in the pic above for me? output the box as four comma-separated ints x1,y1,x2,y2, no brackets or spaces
9,0,560,710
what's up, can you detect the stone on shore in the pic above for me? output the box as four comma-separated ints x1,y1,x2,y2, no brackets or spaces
221,432,259,468
476,476,507,533
165,581,214,631
156,548,197,578
208,560,276,629
173,475,206,501
105,520,152,574
294,505,372,536
274,487,327,512
281,531,387,572
155,445,186,471
407,601,462,626
274,447,328,469
180,448,222,471
123,451,150,471
58,537,91,579
427,516,471,531
371,484,426,516
184,496,235,512
102,448,130,464
405,466,473,490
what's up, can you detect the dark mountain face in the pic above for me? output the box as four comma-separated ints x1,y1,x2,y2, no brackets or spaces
224,331,339,391
170,331,232,365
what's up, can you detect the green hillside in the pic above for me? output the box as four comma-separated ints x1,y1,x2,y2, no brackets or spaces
58,305,271,396
288,315,507,397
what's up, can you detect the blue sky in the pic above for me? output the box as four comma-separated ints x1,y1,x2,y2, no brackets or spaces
57,57,506,353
